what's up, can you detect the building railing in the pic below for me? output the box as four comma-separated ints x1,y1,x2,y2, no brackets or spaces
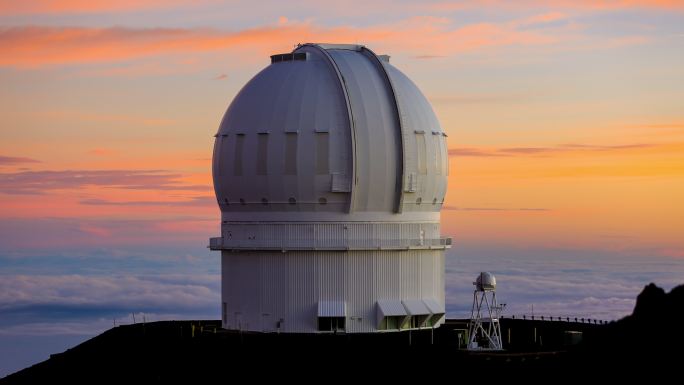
503,315,610,325
209,236,452,251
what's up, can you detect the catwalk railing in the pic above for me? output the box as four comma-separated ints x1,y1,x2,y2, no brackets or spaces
502,315,610,324
209,236,452,251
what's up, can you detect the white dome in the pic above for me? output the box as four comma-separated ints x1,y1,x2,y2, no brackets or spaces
210,44,451,333
475,272,497,291
212,43,448,223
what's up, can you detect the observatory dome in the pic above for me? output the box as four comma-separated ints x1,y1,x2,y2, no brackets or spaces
212,43,448,223
210,44,450,333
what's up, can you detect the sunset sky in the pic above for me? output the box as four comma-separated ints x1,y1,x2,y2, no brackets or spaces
1,0,684,375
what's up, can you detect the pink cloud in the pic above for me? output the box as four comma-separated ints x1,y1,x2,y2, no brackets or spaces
79,196,215,207
660,249,684,258
0,0,200,15
78,224,112,237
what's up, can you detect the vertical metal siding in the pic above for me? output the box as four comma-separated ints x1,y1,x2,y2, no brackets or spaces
223,248,444,333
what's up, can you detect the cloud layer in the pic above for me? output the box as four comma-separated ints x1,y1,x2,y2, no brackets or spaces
2,247,682,329
445,247,684,320
0,274,219,315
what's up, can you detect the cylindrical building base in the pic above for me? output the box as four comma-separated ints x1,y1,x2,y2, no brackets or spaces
221,249,445,333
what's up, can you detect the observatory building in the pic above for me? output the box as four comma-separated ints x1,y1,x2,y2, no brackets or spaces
209,43,450,333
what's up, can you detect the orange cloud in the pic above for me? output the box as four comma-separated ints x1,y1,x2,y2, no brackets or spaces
78,223,112,237
0,17,561,69
449,142,656,158
88,148,118,156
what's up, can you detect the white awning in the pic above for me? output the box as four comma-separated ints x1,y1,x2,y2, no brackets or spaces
377,300,407,317
402,299,431,315
423,298,445,315
318,301,346,317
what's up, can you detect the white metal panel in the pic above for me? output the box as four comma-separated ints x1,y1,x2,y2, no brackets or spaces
331,173,351,192
221,249,444,333
213,51,352,217
318,301,346,317
326,48,401,213
217,222,447,250
383,61,447,214
316,43,364,51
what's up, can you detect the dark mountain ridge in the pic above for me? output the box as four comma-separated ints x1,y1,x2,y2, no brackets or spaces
3,282,682,382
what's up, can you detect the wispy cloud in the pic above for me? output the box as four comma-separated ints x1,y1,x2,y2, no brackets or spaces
0,155,41,165
79,196,215,207
87,148,118,157
499,147,554,154
0,217,215,250
0,169,209,195
213,73,227,80
414,55,447,59
431,93,532,105
640,123,684,129
449,143,653,157
448,148,505,157
0,16,564,69
443,206,550,212
35,110,175,126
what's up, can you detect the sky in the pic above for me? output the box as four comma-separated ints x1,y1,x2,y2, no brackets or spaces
1,0,684,376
